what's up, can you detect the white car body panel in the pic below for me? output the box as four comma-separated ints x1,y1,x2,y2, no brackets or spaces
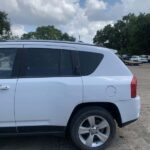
0,79,17,127
82,76,132,102
114,96,140,123
15,77,82,126
0,41,141,129
0,44,22,127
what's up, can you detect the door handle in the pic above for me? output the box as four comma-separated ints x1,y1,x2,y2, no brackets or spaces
0,85,10,90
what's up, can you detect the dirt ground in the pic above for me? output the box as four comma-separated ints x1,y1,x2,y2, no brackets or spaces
0,64,150,150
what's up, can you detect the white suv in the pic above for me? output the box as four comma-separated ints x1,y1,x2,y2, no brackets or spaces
130,55,142,62
0,40,141,150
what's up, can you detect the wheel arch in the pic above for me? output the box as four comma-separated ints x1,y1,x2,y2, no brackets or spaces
66,102,122,135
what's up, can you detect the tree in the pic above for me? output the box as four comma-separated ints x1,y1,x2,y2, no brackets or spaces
22,25,76,41
61,33,76,41
0,11,11,39
21,32,35,39
94,13,150,55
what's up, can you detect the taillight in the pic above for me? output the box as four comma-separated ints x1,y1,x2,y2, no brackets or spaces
131,76,137,98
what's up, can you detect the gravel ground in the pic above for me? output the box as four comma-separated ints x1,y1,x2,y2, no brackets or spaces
0,64,150,150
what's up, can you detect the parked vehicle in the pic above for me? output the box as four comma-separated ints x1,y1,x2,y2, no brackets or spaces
140,55,148,63
117,55,137,66
122,54,128,58
124,60,141,66
122,54,131,60
0,40,141,150
148,55,150,63
130,55,142,62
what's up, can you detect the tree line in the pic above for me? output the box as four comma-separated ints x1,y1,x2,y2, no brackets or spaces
94,13,150,55
0,11,75,41
1,11,150,54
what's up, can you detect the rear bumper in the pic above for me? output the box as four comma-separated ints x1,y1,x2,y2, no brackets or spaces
114,96,141,126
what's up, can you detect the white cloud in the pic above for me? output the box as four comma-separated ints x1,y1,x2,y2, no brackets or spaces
85,0,150,21
0,0,111,42
122,0,150,14
60,4,113,43
0,0,76,25
11,25,26,37
86,0,107,10
0,0,150,42
0,0,19,12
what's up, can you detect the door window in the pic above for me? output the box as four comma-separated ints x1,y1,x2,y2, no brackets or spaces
60,50,74,76
23,48,75,77
24,49,60,77
0,48,17,78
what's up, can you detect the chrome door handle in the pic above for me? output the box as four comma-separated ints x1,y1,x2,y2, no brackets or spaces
0,85,10,90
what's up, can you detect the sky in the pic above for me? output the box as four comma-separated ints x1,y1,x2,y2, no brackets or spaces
0,0,150,43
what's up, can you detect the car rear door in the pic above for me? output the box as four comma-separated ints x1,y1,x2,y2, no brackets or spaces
0,44,21,133
15,44,82,133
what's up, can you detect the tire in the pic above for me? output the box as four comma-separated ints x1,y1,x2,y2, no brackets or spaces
70,107,116,150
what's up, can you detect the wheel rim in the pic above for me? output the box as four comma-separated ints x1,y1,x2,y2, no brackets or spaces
78,115,110,148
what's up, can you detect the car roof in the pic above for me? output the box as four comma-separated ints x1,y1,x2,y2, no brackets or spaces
0,40,95,46
0,40,116,54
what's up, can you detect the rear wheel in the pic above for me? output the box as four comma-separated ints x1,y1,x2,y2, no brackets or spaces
70,107,116,150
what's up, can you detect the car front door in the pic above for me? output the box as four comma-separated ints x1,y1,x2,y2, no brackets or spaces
0,45,21,133
15,45,82,133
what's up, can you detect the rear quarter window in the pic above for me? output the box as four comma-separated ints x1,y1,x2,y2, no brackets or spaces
78,51,104,76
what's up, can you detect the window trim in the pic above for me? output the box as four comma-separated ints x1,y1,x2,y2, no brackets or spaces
71,51,81,76
11,49,22,78
60,49,74,76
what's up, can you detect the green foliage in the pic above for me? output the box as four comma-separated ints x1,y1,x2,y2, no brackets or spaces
0,11,11,39
0,11,75,41
93,13,150,55
22,25,76,41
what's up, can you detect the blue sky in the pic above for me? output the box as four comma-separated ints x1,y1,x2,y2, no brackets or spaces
0,0,150,42
79,0,121,7
104,0,121,5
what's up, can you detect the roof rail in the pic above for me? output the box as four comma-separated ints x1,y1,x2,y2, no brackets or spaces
0,40,96,47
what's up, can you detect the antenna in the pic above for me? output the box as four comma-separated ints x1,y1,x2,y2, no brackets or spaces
79,35,81,41
78,35,83,42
